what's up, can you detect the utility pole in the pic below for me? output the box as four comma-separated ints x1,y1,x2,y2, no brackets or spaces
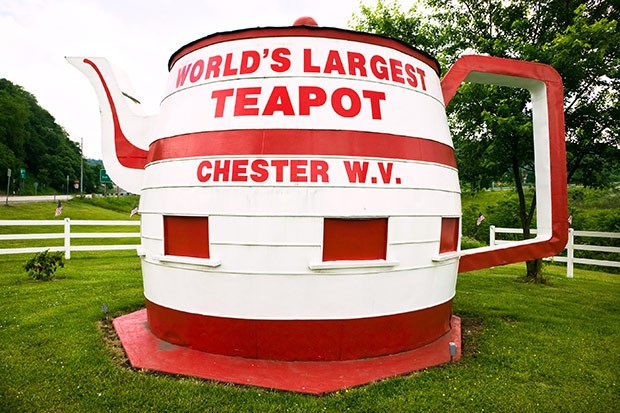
5,168,10,206
80,137,84,196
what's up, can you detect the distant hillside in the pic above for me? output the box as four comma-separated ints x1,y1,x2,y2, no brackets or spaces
0,79,103,195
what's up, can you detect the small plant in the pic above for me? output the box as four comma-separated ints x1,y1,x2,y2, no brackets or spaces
461,235,486,250
24,250,65,281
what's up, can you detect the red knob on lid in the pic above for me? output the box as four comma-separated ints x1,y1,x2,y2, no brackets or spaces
293,16,318,26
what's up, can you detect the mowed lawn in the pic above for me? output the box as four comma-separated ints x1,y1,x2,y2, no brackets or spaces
0,200,619,412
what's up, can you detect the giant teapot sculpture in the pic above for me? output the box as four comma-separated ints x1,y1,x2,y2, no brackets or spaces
68,18,567,393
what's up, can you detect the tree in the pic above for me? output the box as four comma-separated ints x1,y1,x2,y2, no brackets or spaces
0,87,28,179
0,79,84,194
352,0,619,281
83,159,104,194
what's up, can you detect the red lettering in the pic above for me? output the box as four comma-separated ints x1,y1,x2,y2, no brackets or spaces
197,160,212,182
197,158,331,184
211,89,234,117
378,162,393,184
389,59,405,84
223,53,238,76
331,88,361,118
324,50,346,74
344,161,369,183
362,90,386,120
240,50,260,74
251,159,269,182
299,86,327,115
271,48,291,72
290,160,308,182
405,64,418,88
213,86,385,120
310,160,329,182
189,60,205,83
370,55,389,80
213,160,230,181
176,64,192,88
347,52,367,77
303,49,320,73
417,67,427,91
271,160,288,182
231,159,248,182
263,86,295,116
234,87,261,116
205,55,222,79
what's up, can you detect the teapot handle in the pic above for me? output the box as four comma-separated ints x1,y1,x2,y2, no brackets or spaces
440,55,568,273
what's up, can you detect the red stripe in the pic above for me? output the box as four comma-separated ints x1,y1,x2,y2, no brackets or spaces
146,299,453,361
83,59,148,170
115,310,461,393
147,130,457,167
168,26,440,75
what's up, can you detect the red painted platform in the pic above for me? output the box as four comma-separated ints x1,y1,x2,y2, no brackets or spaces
113,309,461,394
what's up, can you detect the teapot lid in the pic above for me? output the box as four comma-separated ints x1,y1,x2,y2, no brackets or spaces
168,22,440,75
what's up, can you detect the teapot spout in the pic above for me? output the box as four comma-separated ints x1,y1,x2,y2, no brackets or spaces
66,57,150,194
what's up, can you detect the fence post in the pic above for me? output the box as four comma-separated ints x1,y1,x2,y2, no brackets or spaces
489,225,496,247
64,218,71,260
567,228,574,278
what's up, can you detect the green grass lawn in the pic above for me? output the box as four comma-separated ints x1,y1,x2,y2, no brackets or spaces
0,253,618,412
0,196,139,221
1,199,619,411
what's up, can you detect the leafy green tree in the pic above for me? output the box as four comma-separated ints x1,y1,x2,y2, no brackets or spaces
0,85,28,180
352,0,619,281
83,159,104,194
0,79,86,195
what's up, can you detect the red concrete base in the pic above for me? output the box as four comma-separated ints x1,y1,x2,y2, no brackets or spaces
113,309,461,394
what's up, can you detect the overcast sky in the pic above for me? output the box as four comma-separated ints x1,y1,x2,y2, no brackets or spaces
0,0,417,159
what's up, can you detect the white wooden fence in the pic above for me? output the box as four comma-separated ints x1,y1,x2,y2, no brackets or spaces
3,220,618,277
0,219,140,259
490,226,620,278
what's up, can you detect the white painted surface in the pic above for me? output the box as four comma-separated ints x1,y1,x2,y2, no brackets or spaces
142,258,458,319
157,78,450,144
77,32,463,321
66,57,149,194
156,36,448,142
139,186,460,217
166,37,442,100
143,157,459,190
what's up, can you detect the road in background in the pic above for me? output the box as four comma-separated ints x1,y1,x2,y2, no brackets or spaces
4,195,75,204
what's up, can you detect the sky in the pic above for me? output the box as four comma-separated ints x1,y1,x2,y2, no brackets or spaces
0,0,419,160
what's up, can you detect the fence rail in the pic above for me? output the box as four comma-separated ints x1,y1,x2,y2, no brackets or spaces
490,226,620,278
3,220,617,277
0,219,140,259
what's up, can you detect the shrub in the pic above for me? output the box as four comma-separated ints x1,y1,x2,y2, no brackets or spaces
24,250,65,281
461,235,486,250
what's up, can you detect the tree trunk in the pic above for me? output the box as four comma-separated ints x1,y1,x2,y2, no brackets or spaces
526,258,543,280
511,150,545,282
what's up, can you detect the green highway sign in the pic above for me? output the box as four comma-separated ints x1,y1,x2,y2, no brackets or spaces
100,169,112,184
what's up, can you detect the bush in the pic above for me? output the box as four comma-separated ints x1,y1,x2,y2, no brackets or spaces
461,191,533,243
24,250,65,281
461,235,486,250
